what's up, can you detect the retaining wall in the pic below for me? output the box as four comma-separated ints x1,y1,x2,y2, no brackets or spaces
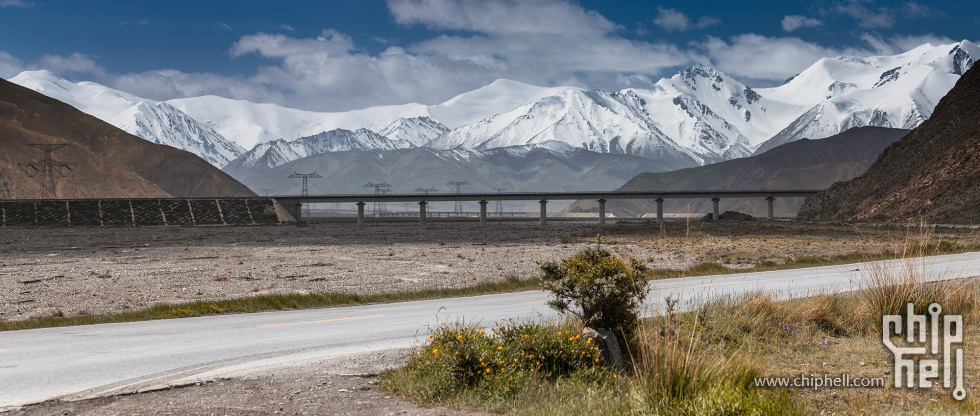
0,198,283,227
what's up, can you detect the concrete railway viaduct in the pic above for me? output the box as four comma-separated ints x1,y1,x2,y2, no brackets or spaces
275,190,821,227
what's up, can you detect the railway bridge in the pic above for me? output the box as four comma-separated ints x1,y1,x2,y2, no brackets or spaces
274,190,821,227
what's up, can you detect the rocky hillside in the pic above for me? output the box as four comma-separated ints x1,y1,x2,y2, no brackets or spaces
0,78,254,199
564,126,908,216
798,65,980,223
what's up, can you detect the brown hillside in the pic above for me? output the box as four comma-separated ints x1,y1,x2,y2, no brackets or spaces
798,65,980,223
0,78,254,198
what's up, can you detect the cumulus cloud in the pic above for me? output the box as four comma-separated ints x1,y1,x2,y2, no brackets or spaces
0,0,34,8
652,7,720,32
781,15,822,32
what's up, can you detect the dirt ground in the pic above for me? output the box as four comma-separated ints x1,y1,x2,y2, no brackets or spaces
3,218,978,414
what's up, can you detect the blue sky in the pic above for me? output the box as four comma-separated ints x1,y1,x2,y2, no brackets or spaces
0,0,976,111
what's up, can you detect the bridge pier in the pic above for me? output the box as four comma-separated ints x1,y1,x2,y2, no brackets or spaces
288,202,303,222
766,196,775,221
419,201,427,226
656,197,664,223
598,199,606,225
479,200,488,226
539,199,547,226
711,197,720,220
356,202,365,228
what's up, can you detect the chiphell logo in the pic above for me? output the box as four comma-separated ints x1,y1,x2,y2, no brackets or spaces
882,303,966,400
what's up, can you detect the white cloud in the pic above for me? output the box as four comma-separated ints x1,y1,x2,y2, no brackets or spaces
231,30,355,58
279,24,295,31
902,2,942,19
219,22,233,31
0,51,24,78
652,7,720,32
36,53,108,78
0,0,34,8
860,33,956,55
387,0,618,36
833,1,895,29
693,34,873,82
781,15,822,32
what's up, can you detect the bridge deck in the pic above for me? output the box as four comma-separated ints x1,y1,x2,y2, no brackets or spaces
273,189,820,204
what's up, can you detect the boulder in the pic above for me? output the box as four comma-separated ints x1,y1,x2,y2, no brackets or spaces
582,327,624,371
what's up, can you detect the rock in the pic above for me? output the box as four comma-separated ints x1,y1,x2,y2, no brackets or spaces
719,211,755,221
582,327,624,371
702,211,754,222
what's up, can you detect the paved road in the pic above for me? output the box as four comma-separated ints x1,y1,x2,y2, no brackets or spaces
2,252,979,408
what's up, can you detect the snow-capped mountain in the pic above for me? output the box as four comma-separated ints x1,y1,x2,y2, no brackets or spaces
8,70,245,167
225,128,399,172
753,40,979,153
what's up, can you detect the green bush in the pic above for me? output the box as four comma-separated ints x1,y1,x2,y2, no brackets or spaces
539,242,648,339
386,321,612,405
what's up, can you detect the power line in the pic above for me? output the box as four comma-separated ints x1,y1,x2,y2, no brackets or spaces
288,171,322,196
19,144,77,198
446,180,470,215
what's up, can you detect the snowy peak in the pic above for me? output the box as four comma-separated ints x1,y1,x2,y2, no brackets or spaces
8,71,245,167
167,95,429,151
226,128,400,172
428,79,580,129
379,116,448,148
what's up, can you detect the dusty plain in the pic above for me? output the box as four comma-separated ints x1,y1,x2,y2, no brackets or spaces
3,217,978,414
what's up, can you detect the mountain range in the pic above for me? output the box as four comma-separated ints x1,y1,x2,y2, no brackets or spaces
5,40,977,197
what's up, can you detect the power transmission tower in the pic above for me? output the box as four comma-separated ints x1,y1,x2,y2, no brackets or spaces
446,180,470,216
0,167,12,199
493,187,506,217
19,144,77,198
172,171,213,196
415,186,438,195
259,188,275,196
364,182,391,217
288,171,322,196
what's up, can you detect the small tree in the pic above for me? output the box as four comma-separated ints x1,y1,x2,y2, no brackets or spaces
540,241,648,339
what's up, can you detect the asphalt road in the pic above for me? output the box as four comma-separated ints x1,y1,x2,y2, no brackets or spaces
2,252,979,409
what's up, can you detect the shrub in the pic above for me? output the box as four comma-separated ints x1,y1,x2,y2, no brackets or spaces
539,241,648,339
385,321,612,405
